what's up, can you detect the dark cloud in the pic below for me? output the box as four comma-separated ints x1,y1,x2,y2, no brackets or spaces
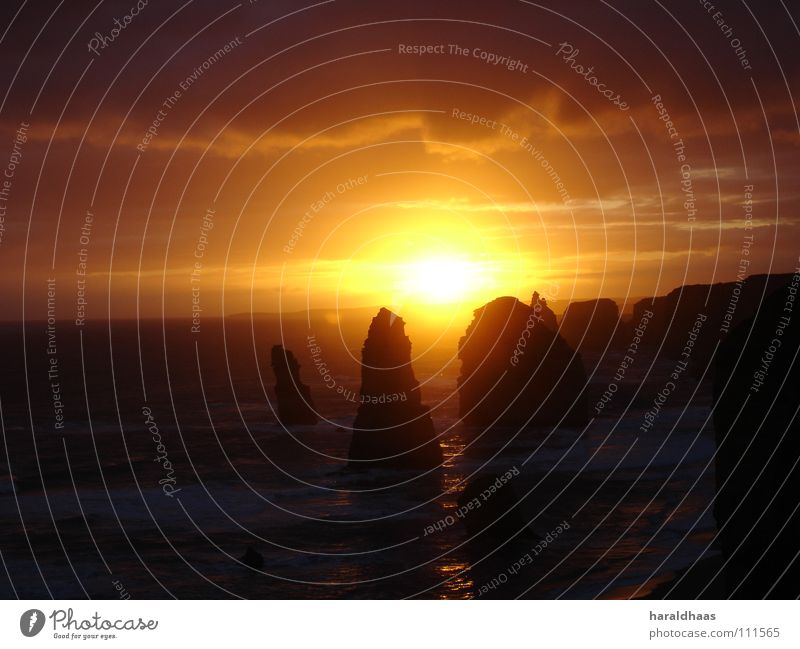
0,0,797,317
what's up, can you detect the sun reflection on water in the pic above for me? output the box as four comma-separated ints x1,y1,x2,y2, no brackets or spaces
435,560,474,599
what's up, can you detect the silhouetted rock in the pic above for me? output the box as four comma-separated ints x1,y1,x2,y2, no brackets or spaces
348,308,442,470
458,296,589,428
713,276,800,598
457,469,543,599
271,345,318,425
240,546,264,569
559,298,621,351
457,469,532,540
632,273,793,370
530,291,558,332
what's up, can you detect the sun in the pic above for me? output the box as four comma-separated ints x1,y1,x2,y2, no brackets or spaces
323,216,527,324
399,255,483,305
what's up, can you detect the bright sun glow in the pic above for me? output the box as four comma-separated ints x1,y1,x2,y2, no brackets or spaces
303,208,533,325
399,256,481,304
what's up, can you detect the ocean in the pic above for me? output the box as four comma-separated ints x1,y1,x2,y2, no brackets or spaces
0,320,717,599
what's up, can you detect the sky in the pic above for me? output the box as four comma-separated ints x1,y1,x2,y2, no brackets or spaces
1,0,798,325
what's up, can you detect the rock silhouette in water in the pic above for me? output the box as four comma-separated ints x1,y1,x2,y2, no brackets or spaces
457,470,532,540
458,470,538,599
559,298,621,351
458,296,588,428
530,291,558,332
713,278,800,598
271,345,318,425
632,273,793,367
348,308,442,470
240,546,264,570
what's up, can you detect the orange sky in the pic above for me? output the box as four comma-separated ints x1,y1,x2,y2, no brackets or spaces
1,0,798,325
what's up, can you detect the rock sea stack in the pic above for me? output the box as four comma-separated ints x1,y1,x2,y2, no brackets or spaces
271,345,318,425
458,296,588,428
530,291,558,332
559,298,621,351
348,308,442,470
